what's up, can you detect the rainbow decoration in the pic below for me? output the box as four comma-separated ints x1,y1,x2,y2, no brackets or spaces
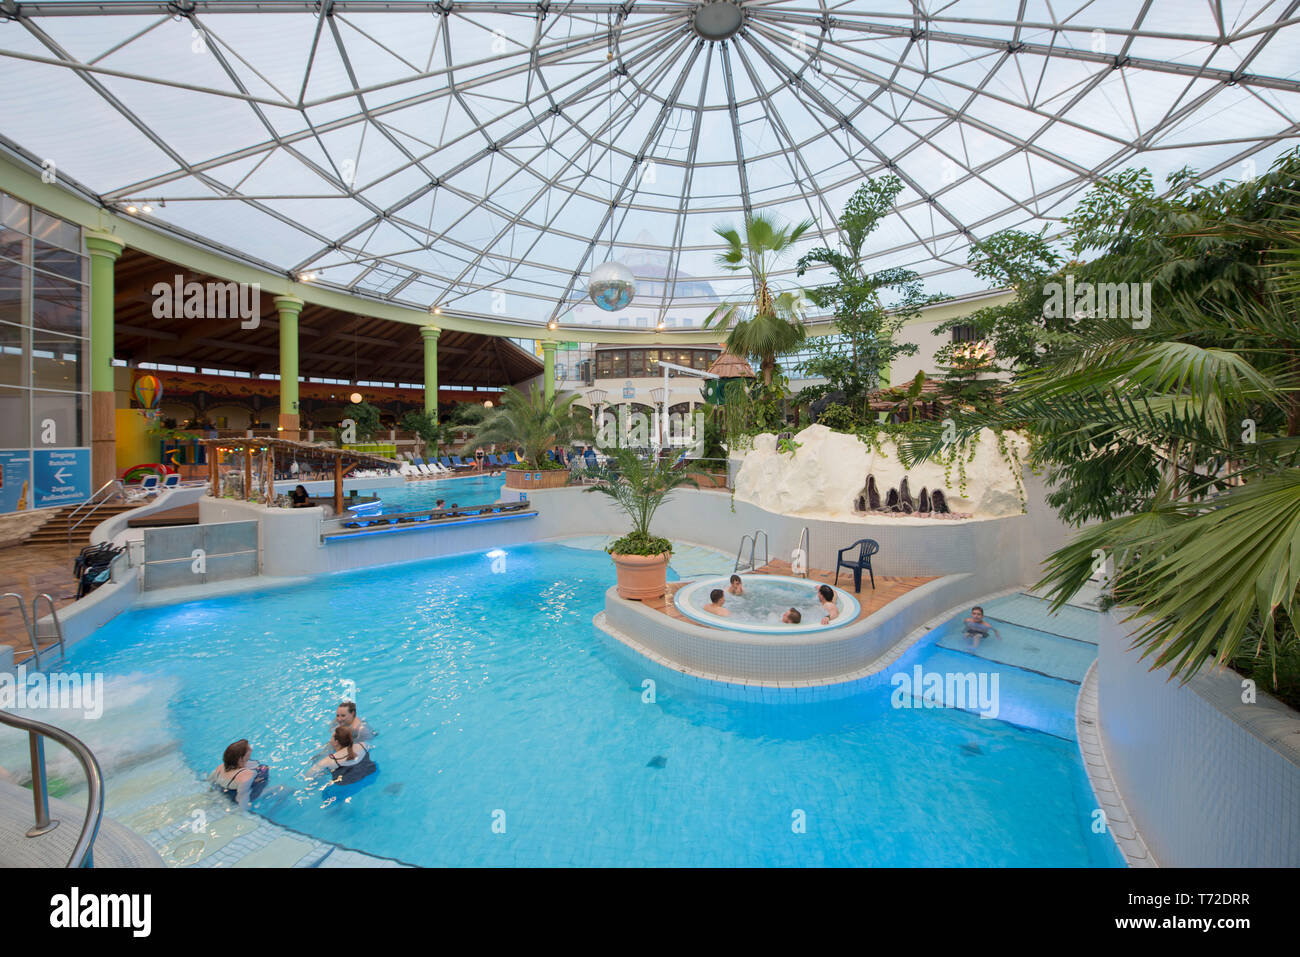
133,373,163,410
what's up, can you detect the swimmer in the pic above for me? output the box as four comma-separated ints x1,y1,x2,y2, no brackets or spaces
817,584,840,625
209,738,270,810
703,588,730,617
963,606,999,649
308,726,377,786
782,607,802,624
328,701,371,745
726,574,744,596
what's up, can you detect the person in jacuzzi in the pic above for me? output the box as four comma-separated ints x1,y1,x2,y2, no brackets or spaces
309,726,377,786
817,584,840,626
703,588,730,617
782,607,802,625
210,738,271,810
727,574,744,596
963,606,1000,648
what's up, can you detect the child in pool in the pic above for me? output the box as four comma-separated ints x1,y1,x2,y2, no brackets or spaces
727,574,744,596
963,606,999,648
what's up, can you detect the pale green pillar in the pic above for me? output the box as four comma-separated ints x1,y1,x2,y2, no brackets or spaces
274,295,304,434
86,230,125,490
542,340,557,402
421,325,440,414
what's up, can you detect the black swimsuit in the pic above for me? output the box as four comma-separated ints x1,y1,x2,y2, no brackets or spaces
329,744,377,786
216,764,269,803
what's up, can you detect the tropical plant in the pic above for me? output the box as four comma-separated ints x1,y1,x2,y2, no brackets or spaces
814,402,859,433
471,386,591,470
898,149,1300,697
796,177,940,418
584,448,699,556
704,213,815,386
339,401,381,442
400,409,444,460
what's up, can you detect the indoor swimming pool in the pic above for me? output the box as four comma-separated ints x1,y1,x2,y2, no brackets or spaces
44,541,1121,867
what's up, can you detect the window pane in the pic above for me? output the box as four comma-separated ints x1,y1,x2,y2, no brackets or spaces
30,210,80,252
33,242,83,282
610,350,628,378
0,322,25,387
595,352,611,378
31,390,84,447
0,256,24,327
0,386,29,447
628,350,645,377
31,330,84,391
646,349,659,372
0,195,28,234
0,224,25,264
32,273,84,336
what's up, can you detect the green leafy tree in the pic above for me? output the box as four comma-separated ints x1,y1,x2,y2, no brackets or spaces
471,386,591,470
796,177,938,417
932,229,1067,373
899,149,1300,694
340,401,381,441
400,409,444,459
704,213,814,387
584,448,698,556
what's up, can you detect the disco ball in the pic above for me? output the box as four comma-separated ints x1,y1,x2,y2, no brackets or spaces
587,260,636,311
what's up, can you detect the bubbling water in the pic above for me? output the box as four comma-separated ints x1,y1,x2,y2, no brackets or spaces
690,578,836,625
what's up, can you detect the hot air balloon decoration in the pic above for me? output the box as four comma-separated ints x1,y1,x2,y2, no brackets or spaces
134,373,163,423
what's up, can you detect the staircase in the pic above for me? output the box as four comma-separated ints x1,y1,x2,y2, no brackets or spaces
21,503,140,548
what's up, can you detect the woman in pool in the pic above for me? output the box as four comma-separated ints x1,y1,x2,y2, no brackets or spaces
817,584,840,625
309,726,377,786
328,700,372,744
210,739,270,810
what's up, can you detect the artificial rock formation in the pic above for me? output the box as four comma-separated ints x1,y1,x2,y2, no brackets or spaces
732,424,1029,521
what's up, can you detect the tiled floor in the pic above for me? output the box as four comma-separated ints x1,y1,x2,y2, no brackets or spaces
641,558,937,628
0,544,79,661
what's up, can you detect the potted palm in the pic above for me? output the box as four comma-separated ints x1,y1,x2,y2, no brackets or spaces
473,385,592,490
586,448,698,600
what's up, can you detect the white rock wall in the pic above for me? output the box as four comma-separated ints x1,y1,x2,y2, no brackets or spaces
732,425,1029,521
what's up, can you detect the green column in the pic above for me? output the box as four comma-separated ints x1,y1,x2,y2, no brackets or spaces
274,295,304,433
421,325,440,414
85,230,125,491
542,340,557,402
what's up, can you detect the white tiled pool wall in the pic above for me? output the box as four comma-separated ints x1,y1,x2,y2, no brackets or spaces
1097,610,1300,867
604,575,982,684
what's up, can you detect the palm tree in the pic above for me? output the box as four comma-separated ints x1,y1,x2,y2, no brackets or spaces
898,157,1300,691
584,448,699,554
704,213,815,386
471,386,592,469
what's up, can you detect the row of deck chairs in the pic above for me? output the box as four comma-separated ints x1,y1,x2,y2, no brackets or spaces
396,452,525,478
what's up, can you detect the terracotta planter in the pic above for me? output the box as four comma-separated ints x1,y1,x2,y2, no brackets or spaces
504,467,571,490
610,551,671,600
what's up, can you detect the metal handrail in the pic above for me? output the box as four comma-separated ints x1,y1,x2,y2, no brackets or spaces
65,479,125,554
753,530,769,570
734,533,754,572
2,592,35,666
0,709,104,867
32,594,65,664
795,527,810,578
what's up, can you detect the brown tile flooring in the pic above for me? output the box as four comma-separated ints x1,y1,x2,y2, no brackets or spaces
642,558,936,627
0,544,79,662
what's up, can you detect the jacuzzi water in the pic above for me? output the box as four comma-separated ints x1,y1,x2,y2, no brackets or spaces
675,575,859,632
50,541,1121,867
355,474,508,514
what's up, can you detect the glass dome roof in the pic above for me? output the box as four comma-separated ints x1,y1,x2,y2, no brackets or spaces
1,1,1297,328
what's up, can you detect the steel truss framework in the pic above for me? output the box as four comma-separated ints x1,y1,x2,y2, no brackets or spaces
1,0,1298,327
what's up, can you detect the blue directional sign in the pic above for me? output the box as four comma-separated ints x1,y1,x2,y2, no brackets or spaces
33,447,91,508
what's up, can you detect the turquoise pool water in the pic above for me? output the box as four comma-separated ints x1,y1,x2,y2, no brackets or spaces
355,474,509,514
64,542,1121,867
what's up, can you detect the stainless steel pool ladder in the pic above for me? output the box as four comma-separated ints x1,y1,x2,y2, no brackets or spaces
0,708,103,867
2,592,66,671
734,530,769,573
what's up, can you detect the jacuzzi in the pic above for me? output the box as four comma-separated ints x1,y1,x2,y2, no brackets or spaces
673,574,860,634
